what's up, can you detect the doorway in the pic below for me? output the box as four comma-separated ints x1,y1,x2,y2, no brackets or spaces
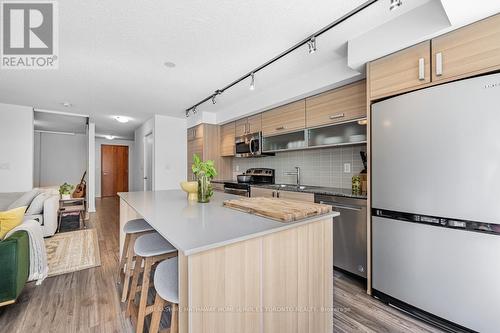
101,145,129,197
144,133,153,191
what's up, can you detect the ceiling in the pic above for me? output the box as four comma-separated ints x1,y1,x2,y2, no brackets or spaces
34,111,87,134
1,0,499,139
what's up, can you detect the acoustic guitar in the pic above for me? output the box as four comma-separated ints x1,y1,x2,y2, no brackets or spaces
73,171,87,198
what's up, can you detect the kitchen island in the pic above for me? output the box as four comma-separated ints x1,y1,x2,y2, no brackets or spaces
119,190,338,333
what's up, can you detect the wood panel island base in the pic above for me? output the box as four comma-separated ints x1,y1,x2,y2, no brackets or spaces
119,191,337,333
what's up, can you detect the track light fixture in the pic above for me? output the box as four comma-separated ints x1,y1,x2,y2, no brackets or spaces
389,0,402,11
308,37,317,54
212,95,217,104
250,73,255,90
193,106,197,114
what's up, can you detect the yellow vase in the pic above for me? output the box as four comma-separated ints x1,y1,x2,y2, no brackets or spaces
180,181,198,201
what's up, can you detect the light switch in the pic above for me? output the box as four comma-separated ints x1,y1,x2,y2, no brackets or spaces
343,163,351,173
0,162,10,170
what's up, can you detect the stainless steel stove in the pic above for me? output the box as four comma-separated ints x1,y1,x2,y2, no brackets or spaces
223,168,275,197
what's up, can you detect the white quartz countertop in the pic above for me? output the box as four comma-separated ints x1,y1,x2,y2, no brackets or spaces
118,190,338,256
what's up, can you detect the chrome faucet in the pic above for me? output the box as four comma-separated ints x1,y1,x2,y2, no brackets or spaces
285,166,301,186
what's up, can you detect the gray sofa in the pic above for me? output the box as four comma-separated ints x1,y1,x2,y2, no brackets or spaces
0,189,59,237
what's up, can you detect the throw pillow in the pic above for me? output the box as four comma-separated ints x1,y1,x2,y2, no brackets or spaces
0,206,27,239
8,189,40,210
26,192,49,215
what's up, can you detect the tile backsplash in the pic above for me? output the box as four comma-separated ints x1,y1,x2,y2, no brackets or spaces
232,144,366,189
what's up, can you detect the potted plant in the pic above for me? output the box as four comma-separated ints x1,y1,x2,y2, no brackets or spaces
191,154,217,203
59,183,74,200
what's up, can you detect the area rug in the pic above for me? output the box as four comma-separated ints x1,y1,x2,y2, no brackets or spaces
45,228,101,277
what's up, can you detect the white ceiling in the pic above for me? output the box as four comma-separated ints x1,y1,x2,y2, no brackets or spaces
1,0,499,139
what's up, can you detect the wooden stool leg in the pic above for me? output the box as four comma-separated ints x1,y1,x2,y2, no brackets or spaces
126,255,143,317
136,257,153,333
171,303,178,333
117,233,131,284
148,294,166,333
121,234,137,302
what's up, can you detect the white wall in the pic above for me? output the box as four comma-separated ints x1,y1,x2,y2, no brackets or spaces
133,117,154,191
95,138,135,197
153,115,187,190
133,115,187,192
0,103,34,192
33,132,87,187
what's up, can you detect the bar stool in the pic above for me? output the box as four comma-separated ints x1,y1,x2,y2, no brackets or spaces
127,232,177,333
118,218,155,302
149,257,179,333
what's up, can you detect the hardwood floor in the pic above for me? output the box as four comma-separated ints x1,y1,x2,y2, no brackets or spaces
0,197,443,333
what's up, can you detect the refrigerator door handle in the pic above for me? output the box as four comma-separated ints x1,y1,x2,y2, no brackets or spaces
436,52,443,76
418,58,425,81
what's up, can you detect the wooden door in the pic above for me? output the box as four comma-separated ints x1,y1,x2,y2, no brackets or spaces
220,122,235,157
101,145,129,197
369,41,431,100
432,14,500,82
261,100,306,136
306,80,366,128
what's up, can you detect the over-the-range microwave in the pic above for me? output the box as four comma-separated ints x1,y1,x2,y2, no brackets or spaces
235,132,273,158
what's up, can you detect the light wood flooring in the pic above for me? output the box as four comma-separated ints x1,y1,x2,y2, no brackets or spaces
0,197,444,333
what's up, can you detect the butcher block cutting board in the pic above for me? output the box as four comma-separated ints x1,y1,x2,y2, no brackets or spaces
223,197,332,222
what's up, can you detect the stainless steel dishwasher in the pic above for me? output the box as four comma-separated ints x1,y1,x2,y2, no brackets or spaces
315,194,367,278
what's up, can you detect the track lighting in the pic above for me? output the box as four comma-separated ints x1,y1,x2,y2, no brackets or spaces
389,0,402,11
250,73,255,90
212,95,217,104
193,106,197,114
308,37,317,54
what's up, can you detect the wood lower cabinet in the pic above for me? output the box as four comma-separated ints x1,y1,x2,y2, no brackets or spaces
277,190,314,202
262,100,306,136
187,124,232,181
220,122,235,157
251,187,314,202
251,187,276,198
432,13,500,82
306,80,366,128
369,41,431,100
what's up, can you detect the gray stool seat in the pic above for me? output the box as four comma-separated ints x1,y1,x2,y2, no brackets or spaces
123,218,154,234
154,257,179,304
134,232,176,257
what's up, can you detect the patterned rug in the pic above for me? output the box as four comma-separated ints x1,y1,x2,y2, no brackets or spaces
45,228,101,277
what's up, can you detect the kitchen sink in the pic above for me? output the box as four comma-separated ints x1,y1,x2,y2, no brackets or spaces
272,184,308,191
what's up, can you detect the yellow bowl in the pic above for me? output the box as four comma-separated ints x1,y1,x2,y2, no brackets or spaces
180,181,198,201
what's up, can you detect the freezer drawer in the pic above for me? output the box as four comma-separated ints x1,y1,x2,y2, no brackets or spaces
372,216,500,333
316,195,367,278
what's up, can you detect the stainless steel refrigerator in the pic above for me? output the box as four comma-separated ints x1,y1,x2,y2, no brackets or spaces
371,72,500,333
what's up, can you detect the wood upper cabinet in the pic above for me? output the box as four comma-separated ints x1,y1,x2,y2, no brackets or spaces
187,124,203,141
262,100,306,136
306,80,366,128
235,114,262,136
187,137,203,181
220,122,235,157
369,41,431,100
432,14,500,82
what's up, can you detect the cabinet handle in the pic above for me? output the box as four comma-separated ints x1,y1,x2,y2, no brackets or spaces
272,191,275,198
418,57,425,81
277,191,280,198
275,125,287,131
436,52,443,77
329,113,345,120
246,123,249,134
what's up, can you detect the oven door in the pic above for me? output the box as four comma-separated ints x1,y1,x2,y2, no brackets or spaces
224,186,249,197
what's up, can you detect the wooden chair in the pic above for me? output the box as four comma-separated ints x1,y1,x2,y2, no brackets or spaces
126,232,177,333
117,218,154,302
149,257,179,333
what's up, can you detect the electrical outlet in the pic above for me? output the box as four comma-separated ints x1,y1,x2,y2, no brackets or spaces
236,165,240,172
0,162,10,170
343,163,351,173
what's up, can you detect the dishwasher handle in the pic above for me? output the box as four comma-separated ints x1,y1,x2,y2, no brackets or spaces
319,201,363,211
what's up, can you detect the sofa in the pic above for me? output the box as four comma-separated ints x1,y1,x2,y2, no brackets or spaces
0,230,29,306
0,189,59,238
